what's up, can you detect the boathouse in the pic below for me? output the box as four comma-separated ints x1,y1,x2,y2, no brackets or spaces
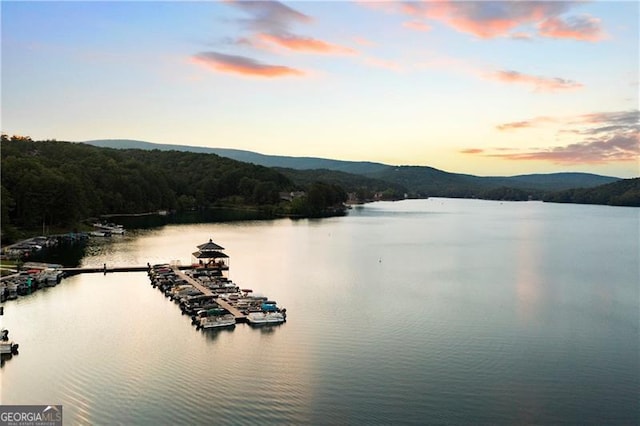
192,238,229,270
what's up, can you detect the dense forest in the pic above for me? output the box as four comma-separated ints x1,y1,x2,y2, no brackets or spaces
542,178,640,207
0,136,347,243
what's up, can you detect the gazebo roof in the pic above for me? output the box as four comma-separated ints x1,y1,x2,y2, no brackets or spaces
197,238,225,251
192,250,228,259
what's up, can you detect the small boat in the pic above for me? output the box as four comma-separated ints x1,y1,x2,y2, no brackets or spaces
92,222,125,235
89,230,112,237
197,308,236,329
246,311,286,325
5,282,18,300
38,268,64,286
0,340,19,354
199,314,236,329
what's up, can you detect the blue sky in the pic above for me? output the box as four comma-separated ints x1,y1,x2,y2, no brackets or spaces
2,1,638,177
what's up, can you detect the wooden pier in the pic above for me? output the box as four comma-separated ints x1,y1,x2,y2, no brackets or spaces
171,268,247,323
62,266,148,275
60,264,195,276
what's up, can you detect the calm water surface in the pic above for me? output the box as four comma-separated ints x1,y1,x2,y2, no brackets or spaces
2,199,638,424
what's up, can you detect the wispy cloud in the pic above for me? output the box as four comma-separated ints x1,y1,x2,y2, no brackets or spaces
538,15,606,42
365,1,605,42
488,132,639,164
231,0,311,33
471,110,640,164
228,0,354,54
192,1,356,78
576,110,639,127
497,116,557,131
257,33,355,54
460,148,484,154
191,51,303,77
402,20,432,32
488,70,583,92
497,110,639,132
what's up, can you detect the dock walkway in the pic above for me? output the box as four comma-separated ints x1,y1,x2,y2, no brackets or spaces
172,268,247,322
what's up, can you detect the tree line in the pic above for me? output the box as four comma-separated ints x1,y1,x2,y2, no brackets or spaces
0,136,347,243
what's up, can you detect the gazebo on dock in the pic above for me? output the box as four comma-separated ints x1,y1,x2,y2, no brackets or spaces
192,238,229,269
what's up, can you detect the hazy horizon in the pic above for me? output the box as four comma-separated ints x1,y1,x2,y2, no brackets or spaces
81,137,630,179
2,1,638,178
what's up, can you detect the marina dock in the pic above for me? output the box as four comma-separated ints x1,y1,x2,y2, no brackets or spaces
2,237,285,328
171,268,247,322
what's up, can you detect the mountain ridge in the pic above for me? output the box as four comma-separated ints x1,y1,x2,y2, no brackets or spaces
83,139,620,182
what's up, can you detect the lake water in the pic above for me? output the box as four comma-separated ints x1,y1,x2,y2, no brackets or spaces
1,199,638,424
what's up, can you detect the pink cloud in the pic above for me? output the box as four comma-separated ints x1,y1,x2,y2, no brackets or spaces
472,110,640,164
509,31,533,41
402,20,432,32
576,110,639,126
192,51,303,77
226,0,352,58
538,15,606,42
367,1,605,42
489,70,583,92
257,33,355,54
488,131,639,164
401,1,573,39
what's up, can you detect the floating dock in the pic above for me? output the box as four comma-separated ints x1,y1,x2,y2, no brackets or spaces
171,268,247,323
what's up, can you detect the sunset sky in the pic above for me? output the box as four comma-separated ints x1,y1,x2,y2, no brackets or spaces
2,1,638,177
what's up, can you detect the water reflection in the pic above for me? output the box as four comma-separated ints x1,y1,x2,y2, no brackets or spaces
247,323,285,334
2,199,638,424
201,326,235,341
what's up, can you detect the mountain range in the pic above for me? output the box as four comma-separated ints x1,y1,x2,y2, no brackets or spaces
84,139,621,198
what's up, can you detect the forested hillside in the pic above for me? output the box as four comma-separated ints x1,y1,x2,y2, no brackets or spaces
543,178,640,207
0,136,345,242
87,139,620,194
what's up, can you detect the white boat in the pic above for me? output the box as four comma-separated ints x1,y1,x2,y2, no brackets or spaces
0,340,19,354
38,268,63,286
93,222,125,235
199,313,236,329
246,311,286,325
89,230,112,237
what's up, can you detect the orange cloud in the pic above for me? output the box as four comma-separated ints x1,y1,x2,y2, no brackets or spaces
497,116,557,131
538,15,606,42
258,33,355,54
489,70,583,92
192,51,303,77
460,148,484,154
